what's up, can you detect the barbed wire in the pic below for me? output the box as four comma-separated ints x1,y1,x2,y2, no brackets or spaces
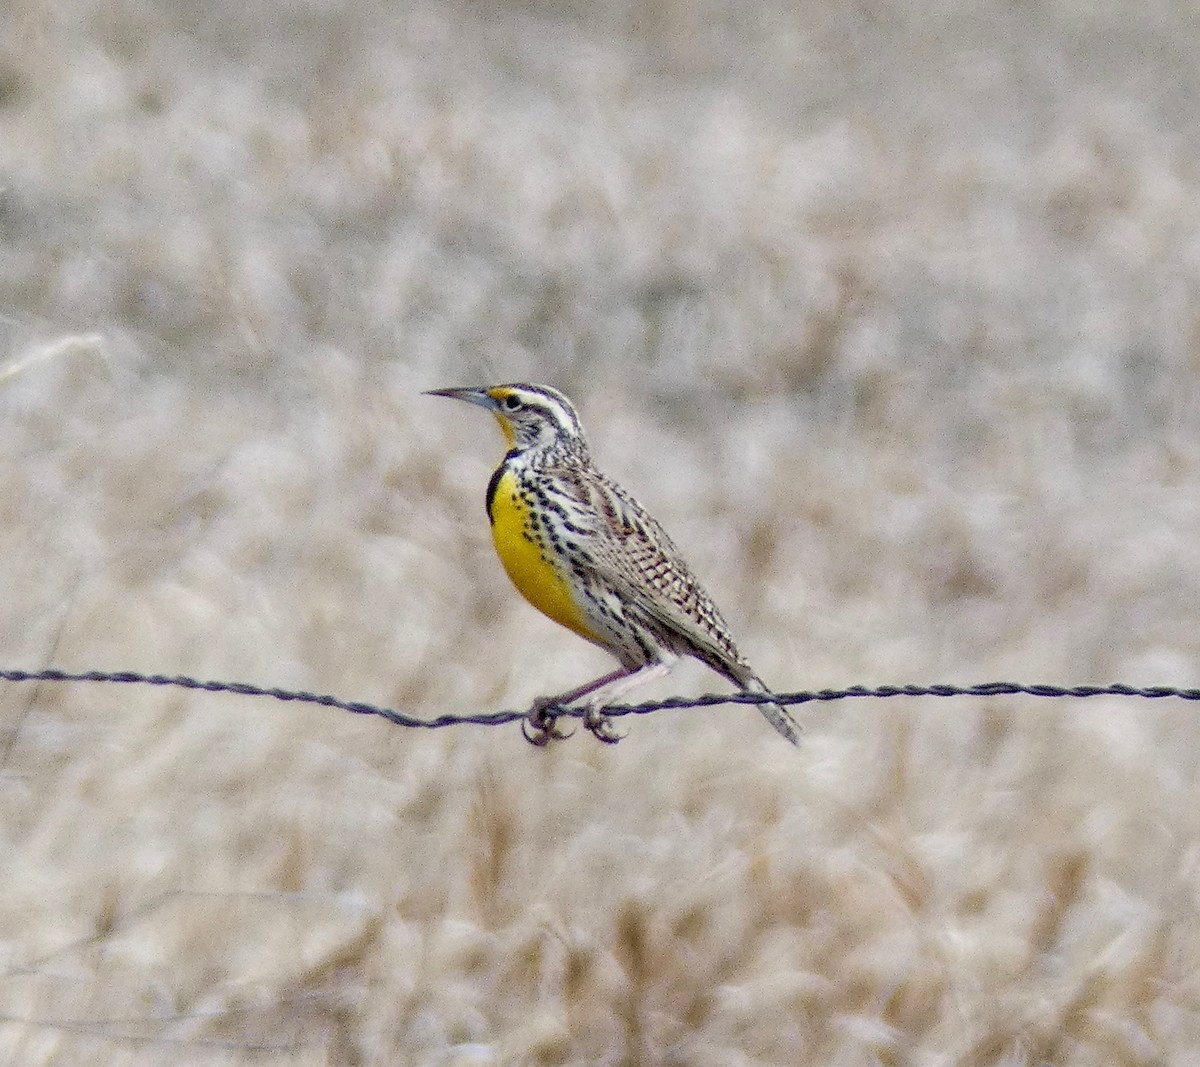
2,668,1198,733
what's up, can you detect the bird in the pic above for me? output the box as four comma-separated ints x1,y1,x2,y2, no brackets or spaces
425,382,800,746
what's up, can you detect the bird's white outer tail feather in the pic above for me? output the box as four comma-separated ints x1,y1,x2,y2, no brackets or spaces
740,674,801,745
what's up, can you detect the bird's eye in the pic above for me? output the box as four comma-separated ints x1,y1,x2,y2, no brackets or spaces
502,394,522,412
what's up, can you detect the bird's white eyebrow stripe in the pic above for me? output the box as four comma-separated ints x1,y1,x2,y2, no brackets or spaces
503,384,582,436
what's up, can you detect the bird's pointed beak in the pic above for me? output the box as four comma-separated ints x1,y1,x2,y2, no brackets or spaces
424,386,498,411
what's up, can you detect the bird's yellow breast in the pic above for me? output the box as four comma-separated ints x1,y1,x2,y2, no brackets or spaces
487,466,597,642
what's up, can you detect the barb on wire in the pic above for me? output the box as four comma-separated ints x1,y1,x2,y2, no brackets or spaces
1,668,1198,734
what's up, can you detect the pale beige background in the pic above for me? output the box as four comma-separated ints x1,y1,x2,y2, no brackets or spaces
1,0,1199,1063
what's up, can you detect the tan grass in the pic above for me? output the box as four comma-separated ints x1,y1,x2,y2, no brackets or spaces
2,0,1200,1062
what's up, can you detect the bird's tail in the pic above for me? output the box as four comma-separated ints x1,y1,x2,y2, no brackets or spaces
733,670,801,746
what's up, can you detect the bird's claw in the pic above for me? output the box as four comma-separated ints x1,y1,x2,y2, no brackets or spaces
521,699,626,745
522,698,575,746
584,705,626,744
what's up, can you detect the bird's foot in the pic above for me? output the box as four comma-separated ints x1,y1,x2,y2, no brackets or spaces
584,704,626,745
522,697,575,746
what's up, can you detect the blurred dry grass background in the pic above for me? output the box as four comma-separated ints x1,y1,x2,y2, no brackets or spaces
2,0,1200,1062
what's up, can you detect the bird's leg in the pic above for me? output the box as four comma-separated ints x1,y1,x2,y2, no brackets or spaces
580,660,675,744
522,666,631,746
523,659,676,745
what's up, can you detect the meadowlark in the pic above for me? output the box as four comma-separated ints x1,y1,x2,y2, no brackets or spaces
426,383,800,746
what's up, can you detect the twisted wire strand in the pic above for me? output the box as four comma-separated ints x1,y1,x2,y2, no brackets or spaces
2,668,1198,729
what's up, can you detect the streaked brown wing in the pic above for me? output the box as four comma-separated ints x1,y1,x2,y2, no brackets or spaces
553,463,748,675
